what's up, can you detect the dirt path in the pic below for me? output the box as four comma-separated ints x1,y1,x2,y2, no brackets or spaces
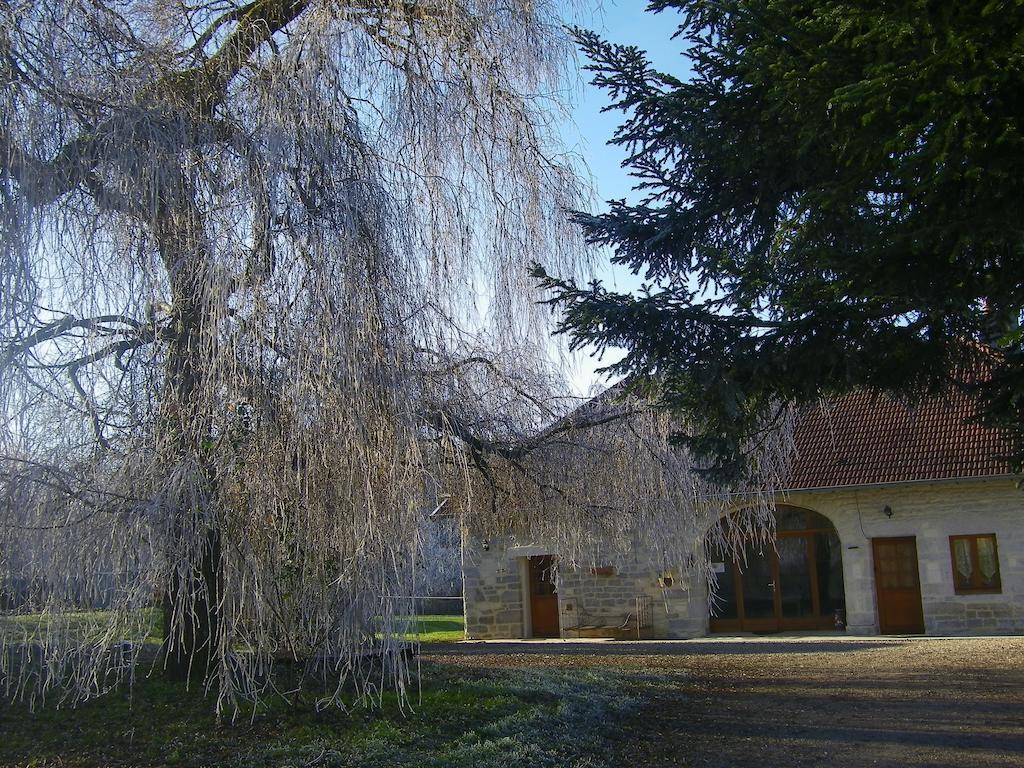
424,637,1024,767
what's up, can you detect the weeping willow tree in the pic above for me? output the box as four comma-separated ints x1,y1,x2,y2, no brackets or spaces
0,0,792,714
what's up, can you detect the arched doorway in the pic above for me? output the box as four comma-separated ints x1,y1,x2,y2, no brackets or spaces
708,506,846,633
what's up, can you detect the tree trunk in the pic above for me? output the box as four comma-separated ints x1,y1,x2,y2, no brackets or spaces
155,186,223,683
162,529,222,682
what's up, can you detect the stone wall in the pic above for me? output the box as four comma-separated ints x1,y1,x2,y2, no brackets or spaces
789,478,1024,635
461,533,526,640
461,528,709,640
557,563,694,638
461,477,1024,639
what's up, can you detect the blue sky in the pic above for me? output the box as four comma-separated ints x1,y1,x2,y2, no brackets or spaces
567,2,691,206
559,2,692,394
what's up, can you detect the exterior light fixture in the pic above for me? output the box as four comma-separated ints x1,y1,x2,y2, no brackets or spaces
883,505,893,519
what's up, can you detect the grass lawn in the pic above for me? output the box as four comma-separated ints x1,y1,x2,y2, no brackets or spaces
0,659,633,767
0,612,462,645
407,615,464,643
3,614,603,767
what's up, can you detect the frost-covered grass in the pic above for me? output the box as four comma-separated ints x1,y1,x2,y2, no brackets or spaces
0,614,464,651
0,607,163,644
0,662,637,768
0,611,464,646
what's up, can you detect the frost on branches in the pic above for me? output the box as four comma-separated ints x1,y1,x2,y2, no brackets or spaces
0,1,792,713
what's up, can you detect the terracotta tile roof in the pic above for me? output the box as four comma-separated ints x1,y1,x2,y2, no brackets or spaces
786,389,1016,490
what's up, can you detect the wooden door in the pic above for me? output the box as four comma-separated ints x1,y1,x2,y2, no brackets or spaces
528,555,559,638
872,537,925,634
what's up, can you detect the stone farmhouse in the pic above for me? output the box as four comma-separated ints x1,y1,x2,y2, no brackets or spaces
462,387,1023,639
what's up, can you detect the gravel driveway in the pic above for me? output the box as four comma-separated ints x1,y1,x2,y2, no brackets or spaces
424,636,1024,767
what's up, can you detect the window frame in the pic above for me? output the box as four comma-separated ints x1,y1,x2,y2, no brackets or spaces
948,533,1002,595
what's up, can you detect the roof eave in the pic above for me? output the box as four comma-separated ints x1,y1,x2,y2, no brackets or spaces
779,472,1019,495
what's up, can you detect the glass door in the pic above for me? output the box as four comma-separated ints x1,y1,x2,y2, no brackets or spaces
777,535,816,624
708,506,847,633
738,541,779,631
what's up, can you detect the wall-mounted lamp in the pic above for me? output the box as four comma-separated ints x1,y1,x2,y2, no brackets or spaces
481,539,490,552
883,505,893,519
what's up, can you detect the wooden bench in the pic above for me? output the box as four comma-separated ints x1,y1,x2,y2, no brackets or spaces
564,596,654,640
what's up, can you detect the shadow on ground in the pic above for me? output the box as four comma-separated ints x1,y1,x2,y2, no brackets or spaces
425,639,909,656
426,636,1024,767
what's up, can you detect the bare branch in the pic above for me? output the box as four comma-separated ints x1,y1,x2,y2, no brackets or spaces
1,314,147,370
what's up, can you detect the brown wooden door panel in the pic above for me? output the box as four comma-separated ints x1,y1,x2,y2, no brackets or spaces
872,537,925,634
528,555,559,638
